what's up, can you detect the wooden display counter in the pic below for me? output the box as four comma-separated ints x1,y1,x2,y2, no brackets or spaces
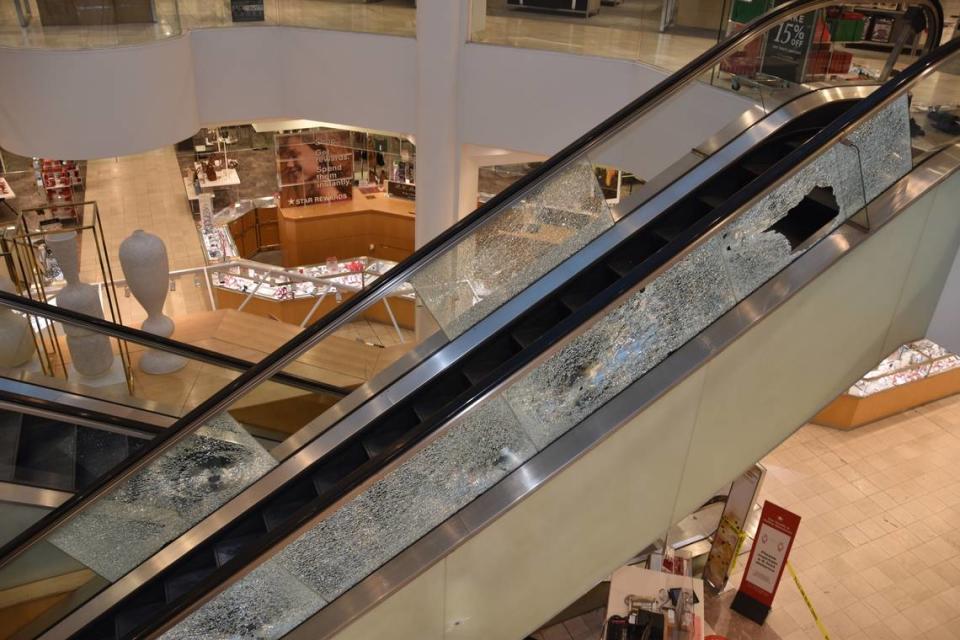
279,189,415,267
813,366,960,429
226,206,279,259
813,340,960,429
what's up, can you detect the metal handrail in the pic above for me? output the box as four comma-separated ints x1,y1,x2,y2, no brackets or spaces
0,290,346,397
0,0,943,571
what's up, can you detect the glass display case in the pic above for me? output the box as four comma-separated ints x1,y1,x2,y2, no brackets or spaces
208,257,415,332
848,339,960,397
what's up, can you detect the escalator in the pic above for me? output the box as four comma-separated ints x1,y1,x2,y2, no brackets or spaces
1,0,957,638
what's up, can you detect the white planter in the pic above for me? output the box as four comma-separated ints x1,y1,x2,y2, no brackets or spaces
46,232,115,379
119,230,186,375
0,276,35,368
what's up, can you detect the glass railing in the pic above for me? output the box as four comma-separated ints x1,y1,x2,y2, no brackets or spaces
0,0,415,49
0,2,946,637
469,0,949,74
0,290,345,422
0,404,156,546
163,39,960,639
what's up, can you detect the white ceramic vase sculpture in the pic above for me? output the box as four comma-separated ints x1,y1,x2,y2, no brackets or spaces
0,276,35,369
119,230,186,375
46,232,115,379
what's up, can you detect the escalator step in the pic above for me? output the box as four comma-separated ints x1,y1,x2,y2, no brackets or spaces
461,336,516,386
214,533,262,567
360,408,419,458
559,288,594,312
0,412,22,481
604,233,666,277
741,161,771,176
115,602,166,639
163,568,212,604
313,442,370,494
510,299,569,350
697,194,726,209
412,394,457,423
262,500,307,532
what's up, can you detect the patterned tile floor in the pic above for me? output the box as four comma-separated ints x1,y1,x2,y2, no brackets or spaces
532,393,960,639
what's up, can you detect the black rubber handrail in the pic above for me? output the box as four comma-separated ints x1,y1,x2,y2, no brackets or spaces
0,0,942,572
139,38,960,640
0,290,347,398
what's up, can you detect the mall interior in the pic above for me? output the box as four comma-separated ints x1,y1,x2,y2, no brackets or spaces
1,0,960,639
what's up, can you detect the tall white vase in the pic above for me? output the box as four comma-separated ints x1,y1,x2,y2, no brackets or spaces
0,276,35,368
119,230,186,375
46,232,115,379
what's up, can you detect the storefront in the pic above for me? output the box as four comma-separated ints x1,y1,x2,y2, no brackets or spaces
182,120,418,328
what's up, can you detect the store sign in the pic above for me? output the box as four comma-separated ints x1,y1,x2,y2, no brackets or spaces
731,501,801,624
760,3,815,83
387,181,416,201
276,130,354,208
231,0,264,21
703,465,765,591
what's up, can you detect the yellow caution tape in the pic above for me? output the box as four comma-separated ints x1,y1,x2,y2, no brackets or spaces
728,528,747,573
786,561,831,640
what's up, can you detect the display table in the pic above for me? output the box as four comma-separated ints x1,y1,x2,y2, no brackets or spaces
814,339,960,429
606,567,704,640
279,188,415,267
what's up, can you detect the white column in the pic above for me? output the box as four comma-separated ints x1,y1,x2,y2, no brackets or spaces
414,0,469,248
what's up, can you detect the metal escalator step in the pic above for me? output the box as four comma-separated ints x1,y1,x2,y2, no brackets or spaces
115,602,166,639
214,533,262,567
262,500,308,532
697,193,726,209
312,442,369,494
0,411,22,481
360,410,419,458
412,394,457,423
163,568,213,604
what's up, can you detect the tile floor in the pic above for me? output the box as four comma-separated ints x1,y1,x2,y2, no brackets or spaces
533,393,960,639
710,393,960,640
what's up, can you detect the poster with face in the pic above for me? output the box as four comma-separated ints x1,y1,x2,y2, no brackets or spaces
276,130,355,208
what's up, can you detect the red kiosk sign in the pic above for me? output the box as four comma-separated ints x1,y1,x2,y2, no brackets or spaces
731,501,801,624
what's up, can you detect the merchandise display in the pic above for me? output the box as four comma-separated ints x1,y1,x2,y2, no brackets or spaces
814,339,960,429
848,339,960,396
210,256,416,329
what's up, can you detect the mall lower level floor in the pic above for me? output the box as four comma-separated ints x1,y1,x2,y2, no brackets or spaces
534,393,960,640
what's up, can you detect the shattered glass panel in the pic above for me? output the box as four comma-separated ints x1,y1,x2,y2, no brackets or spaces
273,397,535,602
49,415,276,581
159,562,325,640
505,236,738,448
846,95,912,203
412,162,615,338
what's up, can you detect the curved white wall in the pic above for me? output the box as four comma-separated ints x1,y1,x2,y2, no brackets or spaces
0,26,749,169
0,35,200,160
